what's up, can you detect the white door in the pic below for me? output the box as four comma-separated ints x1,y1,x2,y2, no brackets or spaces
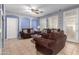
7,17,18,39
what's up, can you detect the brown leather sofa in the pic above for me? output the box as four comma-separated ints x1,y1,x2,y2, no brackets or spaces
20,28,34,39
34,29,67,55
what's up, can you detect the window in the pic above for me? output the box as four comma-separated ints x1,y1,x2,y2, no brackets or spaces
63,9,78,42
40,18,47,30
48,15,58,29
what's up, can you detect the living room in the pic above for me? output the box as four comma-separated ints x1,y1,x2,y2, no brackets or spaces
0,4,79,55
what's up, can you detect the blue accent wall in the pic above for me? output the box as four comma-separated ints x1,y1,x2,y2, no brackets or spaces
21,17,30,29
32,20,38,28
31,18,40,30
46,17,48,28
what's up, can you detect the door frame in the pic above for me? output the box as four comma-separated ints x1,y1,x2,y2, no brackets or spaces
5,15,19,39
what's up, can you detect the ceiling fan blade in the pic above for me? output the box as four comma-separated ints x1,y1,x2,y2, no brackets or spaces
35,9,39,11
34,11,39,14
40,11,43,13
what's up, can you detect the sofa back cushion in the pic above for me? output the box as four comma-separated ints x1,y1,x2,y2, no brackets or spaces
49,32,58,40
42,29,51,33
51,29,60,33
22,28,33,33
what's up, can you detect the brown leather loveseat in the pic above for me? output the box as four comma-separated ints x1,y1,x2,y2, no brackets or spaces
20,28,34,39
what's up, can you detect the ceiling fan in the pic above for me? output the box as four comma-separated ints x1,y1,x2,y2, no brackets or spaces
25,6,43,14
30,8,43,14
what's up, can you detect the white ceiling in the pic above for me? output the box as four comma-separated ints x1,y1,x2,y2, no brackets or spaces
5,4,79,17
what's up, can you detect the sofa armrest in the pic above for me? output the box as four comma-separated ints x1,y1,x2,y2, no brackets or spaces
33,37,43,41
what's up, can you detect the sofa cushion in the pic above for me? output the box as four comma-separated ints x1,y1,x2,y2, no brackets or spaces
35,38,55,48
41,33,49,39
48,32,59,40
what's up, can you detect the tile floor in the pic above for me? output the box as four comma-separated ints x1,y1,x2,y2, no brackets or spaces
2,38,79,55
